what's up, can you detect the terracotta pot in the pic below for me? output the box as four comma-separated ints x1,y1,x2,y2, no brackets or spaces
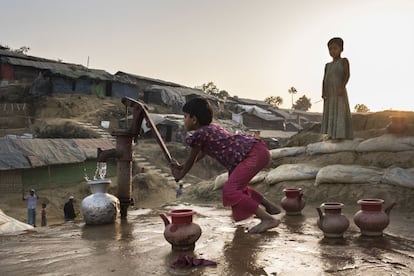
317,202,349,238
281,188,305,215
160,209,202,251
386,116,407,134
353,199,396,236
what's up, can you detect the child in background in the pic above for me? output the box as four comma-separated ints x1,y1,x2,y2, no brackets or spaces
170,98,281,233
176,183,183,198
41,203,47,226
321,37,354,140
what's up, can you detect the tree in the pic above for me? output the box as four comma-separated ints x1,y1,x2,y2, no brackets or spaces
264,96,283,107
292,95,312,111
198,82,230,99
288,87,298,109
14,46,30,54
0,44,30,54
354,104,370,113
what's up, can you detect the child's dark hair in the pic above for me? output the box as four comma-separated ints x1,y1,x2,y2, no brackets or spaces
42,203,47,208
182,98,213,125
327,37,344,50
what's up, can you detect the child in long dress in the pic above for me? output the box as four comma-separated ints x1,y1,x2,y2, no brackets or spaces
321,37,354,140
41,203,47,226
170,98,281,233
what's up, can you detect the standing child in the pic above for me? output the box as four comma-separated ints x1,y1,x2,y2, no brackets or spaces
321,37,354,140
170,98,281,233
41,203,47,226
176,183,183,198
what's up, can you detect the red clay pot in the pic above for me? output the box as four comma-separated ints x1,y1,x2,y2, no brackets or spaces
281,188,305,215
160,209,202,251
353,199,396,236
317,202,349,238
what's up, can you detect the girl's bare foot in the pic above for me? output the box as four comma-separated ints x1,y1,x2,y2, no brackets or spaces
249,207,280,233
249,218,280,233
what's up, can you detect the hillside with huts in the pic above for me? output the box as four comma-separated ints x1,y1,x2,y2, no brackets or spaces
1,47,414,226
0,47,323,191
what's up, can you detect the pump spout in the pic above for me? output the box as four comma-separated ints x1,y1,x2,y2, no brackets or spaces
97,148,122,162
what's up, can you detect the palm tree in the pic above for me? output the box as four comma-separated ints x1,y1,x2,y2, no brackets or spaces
288,87,297,109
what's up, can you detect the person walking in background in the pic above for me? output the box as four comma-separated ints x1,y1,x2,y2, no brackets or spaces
64,196,76,222
176,183,183,198
321,37,354,140
41,203,47,226
170,98,281,233
23,189,39,226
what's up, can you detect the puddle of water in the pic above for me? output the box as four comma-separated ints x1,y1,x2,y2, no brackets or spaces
1,204,413,276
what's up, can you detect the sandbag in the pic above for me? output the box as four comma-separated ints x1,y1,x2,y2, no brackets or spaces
248,171,268,184
213,172,228,190
265,163,321,185
356,134,414,152
270,146,306,159
382,167,414,189
213,171,268,190
315,164,383,186
306,139,362,155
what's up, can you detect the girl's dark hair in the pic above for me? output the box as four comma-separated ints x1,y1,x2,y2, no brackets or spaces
182,98,213,125
327,37,344,50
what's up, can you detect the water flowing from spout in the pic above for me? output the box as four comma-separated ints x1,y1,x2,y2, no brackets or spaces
94,162,107,180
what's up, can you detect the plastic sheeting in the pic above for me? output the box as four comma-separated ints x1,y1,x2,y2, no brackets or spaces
0,209,33,235
0,138,114,170
0,138,31,170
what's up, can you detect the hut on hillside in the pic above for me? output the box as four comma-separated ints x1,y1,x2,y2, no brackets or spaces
0,49,138,99
0,137,115,193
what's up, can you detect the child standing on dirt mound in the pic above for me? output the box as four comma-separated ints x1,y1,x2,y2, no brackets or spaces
321,37,354,140
170,98,281,233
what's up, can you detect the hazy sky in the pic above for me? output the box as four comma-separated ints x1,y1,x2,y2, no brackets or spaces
2,0,414,112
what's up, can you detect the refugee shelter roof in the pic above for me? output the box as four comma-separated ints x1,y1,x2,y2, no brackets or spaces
1,56,115,80
13,139,87,167
0,138,114,171
115,71,183,87
0,49,135,84
0,138,31,170
73,138,115,159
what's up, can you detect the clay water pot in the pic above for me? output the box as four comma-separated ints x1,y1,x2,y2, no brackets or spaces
386,116,407,134
281,188,305,215
81,179,120,225
160,209,202,251
316,202,349,238
353,199,396,236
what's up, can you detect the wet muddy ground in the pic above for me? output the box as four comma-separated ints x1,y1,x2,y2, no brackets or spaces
1,203,413,276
